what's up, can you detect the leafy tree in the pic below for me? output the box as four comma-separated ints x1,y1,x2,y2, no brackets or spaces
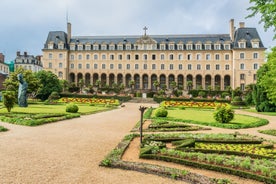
244,84,255,105
252,57,276,112
259,47,276,104
187,80,192,91
247,0,276,39
60,79,69,92
35,70,62,101
2,91,16,112
78,79,85,93
3,68,40,95
153,80,160,91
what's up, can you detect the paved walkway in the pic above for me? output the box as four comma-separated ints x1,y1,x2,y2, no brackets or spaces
0,103,184,184
0,103,275,184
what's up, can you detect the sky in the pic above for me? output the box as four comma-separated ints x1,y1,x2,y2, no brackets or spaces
0,0,275,62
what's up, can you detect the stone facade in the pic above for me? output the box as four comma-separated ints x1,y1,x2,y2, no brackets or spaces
0,53,9,90
15,51,43,73
42,19,265,91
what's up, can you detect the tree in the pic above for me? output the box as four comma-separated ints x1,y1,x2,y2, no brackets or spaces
3,68,40,95
153,80,160,91
252,56,276,112
35,70,62,101
60,79,69,92
187,80,192,91
244,84,255,106
259,47,276,104
247,0,276,39
78,79,85,93
2,91,16,112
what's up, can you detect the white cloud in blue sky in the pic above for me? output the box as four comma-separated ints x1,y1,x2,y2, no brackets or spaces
0,0,275,61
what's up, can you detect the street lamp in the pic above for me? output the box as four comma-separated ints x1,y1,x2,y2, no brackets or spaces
139,106,147,145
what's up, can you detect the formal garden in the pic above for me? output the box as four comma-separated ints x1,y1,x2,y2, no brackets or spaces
0,47,276,183
100,103,276,184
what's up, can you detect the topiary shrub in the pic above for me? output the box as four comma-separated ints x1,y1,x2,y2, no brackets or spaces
213,106,234,123
66,103,79,113
155,107,168,117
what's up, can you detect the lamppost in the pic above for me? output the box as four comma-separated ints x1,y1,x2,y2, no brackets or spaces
139,106,147,145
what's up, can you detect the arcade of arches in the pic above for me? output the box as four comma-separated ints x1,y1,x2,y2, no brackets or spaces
69,72,231,91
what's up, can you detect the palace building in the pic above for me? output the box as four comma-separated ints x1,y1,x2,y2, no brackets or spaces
42,19,265,91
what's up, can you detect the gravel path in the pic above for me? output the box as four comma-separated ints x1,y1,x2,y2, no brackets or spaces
0,103,275,184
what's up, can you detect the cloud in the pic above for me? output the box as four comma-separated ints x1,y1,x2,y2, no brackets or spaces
0,0,275,61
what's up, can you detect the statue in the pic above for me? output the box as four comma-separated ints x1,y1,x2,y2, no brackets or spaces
17,73,28,107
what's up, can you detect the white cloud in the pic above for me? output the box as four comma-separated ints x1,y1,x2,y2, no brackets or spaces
0,0,275,61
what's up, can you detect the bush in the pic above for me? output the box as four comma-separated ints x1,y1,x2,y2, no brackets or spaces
213,106,234,123
3,91,16,112
231,96,246,106
48,91,60,101
155,108,168,117
233,96,242,102
66,103,79,113
198,91,206,98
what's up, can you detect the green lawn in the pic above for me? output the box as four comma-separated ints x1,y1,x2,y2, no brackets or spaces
0,103,117,126
0,126,8,132
152,108,269,129
0,103,113,115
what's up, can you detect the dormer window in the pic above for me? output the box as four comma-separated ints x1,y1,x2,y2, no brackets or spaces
214,44,221,50
70,44,75,51
78,45,83,51
93,44,99,50
224,44,230,50
85,44,91,51
196,44,202,50
238,40,246,48
169,44,175,50
205,44,211,50
126,44,131,50
186,44,193,50
48,42,54,49
109,45,115,50
252,42,259,48
58,43,64,50
177,44,183,50
101,45,107,50
118,45,123,50
160,44,166,50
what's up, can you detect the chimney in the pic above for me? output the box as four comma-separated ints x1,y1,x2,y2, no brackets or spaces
16,51,20,56
229,19,235,41
67,22,71,44
24,52,27,57
239,22,245,28
36,55,41,61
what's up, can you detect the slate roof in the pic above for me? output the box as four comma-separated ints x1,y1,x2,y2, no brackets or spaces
233,27,265,48
43,27,265,49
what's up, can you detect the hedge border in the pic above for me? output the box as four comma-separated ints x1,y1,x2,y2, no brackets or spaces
140,154,276,184
99,134,232,184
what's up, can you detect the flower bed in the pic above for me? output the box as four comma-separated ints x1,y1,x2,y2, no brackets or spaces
140,133,276,183
161,100,229,109
100,134,232,184
180,142,276,159
59,97,120,106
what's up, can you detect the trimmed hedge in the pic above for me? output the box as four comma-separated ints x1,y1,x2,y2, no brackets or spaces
140,154,276,184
